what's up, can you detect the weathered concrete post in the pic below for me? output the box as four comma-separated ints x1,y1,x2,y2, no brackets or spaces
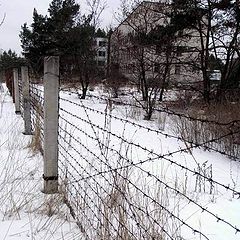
43,56,59,194
21,66,32,135
13,68,21,114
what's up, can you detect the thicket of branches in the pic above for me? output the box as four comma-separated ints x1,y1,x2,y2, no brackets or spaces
0,50,25,71
4,0,239,107
112,0,240,110
19,0,107,98
171,0,240,101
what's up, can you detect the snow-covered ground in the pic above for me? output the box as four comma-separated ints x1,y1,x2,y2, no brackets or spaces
58,88,240,240
0,86,79,240
0,84,240,240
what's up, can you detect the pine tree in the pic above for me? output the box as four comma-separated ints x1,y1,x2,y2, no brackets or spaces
47,0,80,54
66,20,98,98
0,50,25,71
19,0,102,97
20,0,80,65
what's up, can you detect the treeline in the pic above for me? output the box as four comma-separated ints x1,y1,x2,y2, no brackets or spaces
115,0,240,104
0,50,25,97
19,0,107,98
0,50,25,71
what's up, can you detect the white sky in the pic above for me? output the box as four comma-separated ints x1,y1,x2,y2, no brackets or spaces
0,0,121,55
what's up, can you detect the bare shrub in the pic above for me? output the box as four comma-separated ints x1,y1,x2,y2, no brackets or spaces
104,63,129,98
58,101,183,240
171,100,240,159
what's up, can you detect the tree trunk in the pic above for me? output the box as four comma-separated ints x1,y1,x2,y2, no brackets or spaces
159,86,165,102
203,70,210,103
81,86,88,99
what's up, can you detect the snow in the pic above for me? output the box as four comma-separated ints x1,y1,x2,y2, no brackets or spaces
0,84,240,239
0,86,79,240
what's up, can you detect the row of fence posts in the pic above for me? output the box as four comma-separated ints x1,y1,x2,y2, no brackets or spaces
12,56,60,194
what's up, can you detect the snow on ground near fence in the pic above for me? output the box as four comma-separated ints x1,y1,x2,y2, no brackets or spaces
0,86,79,240
58,88,240,240
1,83,240,239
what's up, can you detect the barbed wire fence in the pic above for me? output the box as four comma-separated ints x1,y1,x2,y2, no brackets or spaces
11,57,240,240
29,84,44,154
60,91,240,161
18,68,24,117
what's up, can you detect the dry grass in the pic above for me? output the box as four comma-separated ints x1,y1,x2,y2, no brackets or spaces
170,98,240,159
57,102,183,240
0,88,81,239
28,103,43,155
60,164,183,239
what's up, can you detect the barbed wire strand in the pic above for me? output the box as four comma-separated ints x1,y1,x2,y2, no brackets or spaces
60,96,240,160
58,123,210,240
58,113,240,237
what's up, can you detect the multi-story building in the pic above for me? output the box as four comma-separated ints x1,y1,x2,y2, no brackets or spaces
95,37,108,67
110,1,204,88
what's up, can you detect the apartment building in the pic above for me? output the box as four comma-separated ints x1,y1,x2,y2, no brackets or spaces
95,37,108,67
110,1,204,87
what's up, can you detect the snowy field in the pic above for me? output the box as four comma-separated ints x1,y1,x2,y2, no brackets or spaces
57,87,240,240
0,83,240,240
0,86,79,240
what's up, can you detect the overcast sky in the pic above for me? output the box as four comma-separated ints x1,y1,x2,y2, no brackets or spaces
0,0,121,55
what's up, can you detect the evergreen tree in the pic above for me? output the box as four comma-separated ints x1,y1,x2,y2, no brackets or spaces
19,0,103,97
0,50,25,71
47,0,80,54
20,9,51,71
19,0,80,67
95,28,107,38
66,19,98,98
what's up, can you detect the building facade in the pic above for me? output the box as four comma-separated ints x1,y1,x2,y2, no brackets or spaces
95,37,108,67
110,1,204,88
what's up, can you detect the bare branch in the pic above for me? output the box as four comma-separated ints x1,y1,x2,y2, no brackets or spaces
86,0,107,27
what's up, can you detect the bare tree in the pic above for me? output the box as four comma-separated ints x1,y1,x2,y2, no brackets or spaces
104,63,128,98
209,0,240,99
170,0,240,102
111,2,173,98
110,1,194,119
86,0,107,28
65,20,99,99
61,0,107,98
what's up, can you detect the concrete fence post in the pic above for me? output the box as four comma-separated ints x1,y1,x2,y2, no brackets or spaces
43,56,60,194
13,68,21,114
21,66,32,135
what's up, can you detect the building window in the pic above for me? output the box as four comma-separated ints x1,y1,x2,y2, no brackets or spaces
98,51,106,57
175,65,181,75
99,41,107,47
